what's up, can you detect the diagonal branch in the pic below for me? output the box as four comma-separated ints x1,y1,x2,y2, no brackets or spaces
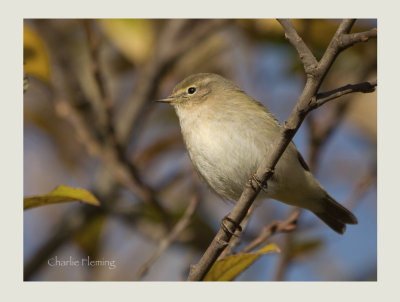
187,18,377,281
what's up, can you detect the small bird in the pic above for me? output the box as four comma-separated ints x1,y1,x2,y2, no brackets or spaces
158,73,357,234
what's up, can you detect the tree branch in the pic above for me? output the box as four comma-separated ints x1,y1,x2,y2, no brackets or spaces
186,18,377,281
273,229,294,281
277,19,318,74
55,95,172,228
307,56,377,171
311,80,377,109
241,210,300,254
45,20,173,229
339,28,377,50
345,165,376,210
316,19,359,86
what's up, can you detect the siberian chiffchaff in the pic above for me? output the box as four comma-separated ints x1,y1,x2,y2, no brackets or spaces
158,73,357,234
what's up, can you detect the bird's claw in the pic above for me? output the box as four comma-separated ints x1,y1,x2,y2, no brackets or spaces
220,215,242,237
249,174,268,193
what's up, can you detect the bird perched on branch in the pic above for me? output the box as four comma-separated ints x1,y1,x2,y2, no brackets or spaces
158,73,357,234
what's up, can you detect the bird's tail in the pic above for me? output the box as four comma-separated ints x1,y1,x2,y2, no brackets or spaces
313,194,358,234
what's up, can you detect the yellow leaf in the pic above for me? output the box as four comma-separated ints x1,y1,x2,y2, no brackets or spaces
23,24,50,82
98,19,155,64
24,185,100,210
204,243,280,281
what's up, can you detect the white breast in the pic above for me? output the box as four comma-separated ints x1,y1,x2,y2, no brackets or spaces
175,102,273,200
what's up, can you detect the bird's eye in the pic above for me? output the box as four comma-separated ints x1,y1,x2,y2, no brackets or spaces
188,87,196,94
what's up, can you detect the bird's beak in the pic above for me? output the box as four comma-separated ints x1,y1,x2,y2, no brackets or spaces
155,95,176,104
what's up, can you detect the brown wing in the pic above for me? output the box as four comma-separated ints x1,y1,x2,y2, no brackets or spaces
297,151,310,171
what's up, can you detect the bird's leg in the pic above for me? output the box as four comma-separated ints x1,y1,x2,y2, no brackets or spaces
220,215,242,237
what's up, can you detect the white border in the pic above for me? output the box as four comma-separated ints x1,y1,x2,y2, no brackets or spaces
2,0,397,301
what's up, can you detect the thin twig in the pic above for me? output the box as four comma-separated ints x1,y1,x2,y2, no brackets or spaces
134,195,199,280
339,28,377,50
315,19,356,86
298,164,376,233
56,96,172,226
345,167,377,210
82,20,111,137
53,100,136,195
307,57,377,171
277,19,318,74
273,229,294,281
241,210,300,254
312,80,377,109
56,21,172,228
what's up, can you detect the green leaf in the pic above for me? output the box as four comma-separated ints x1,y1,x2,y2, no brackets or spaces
74,214,105,258
204,243,280,281
24,185,100,210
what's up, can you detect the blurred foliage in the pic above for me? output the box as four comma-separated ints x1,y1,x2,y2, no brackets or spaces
290,238,323,260
346,91,377,142
23,75,29,93
74,214,106,259
99,19,155,65
23,24,50,82
24,185,100,210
